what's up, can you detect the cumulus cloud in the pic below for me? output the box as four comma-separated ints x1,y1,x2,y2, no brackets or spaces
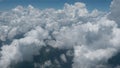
108,0,120,27
0,1,120,68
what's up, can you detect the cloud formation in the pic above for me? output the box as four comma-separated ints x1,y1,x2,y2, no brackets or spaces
0,0,120,68
108,0,120,27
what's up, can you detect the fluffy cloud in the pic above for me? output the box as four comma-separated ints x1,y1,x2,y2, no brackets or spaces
0,1,120,68
108,0,120,27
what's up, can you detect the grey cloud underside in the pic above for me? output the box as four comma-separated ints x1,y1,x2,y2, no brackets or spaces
0,1,120,68
108,0,120,27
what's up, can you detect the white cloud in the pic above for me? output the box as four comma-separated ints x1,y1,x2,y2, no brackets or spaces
73,46,116,68
0,1,120,68
108,0,120,27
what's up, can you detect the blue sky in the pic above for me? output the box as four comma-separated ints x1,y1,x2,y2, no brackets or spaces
0,0,113,11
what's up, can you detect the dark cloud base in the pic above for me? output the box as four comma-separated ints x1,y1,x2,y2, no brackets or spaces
10,46,74,68
9,49,120,68
108,52,120,68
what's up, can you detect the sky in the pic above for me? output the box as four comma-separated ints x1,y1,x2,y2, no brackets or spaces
0,0,113,11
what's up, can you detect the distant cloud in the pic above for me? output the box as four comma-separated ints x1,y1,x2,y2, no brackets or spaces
108,0,120,27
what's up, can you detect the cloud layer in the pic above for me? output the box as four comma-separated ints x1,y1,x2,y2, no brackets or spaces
0,0,120,68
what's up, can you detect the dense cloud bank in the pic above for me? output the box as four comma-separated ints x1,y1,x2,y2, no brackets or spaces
0,0,120,68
